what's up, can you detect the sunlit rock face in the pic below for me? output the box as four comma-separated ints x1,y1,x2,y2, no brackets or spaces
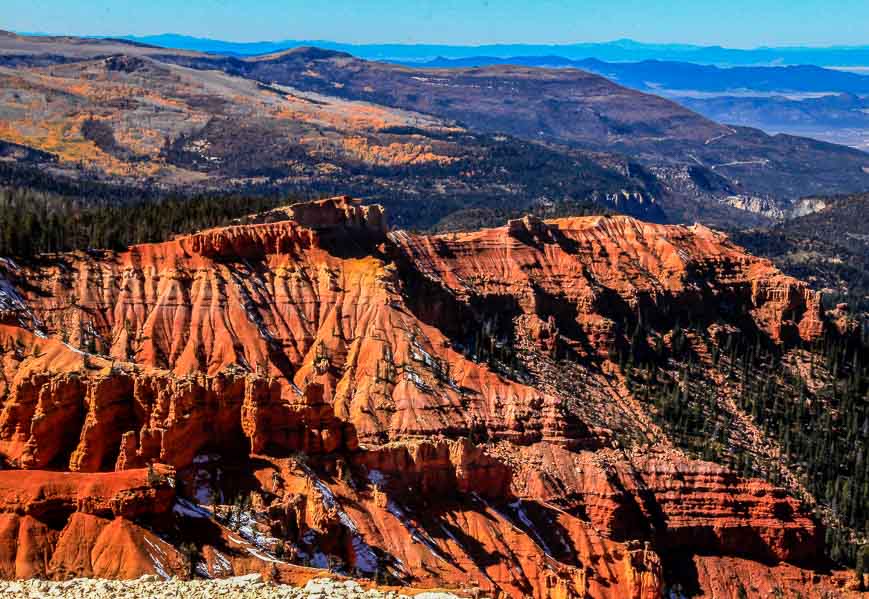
0,197,848,598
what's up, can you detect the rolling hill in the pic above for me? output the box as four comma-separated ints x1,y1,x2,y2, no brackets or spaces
2,31,869,230
167,46,869,216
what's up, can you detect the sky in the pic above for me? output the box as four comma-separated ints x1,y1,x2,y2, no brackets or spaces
4,0,869,48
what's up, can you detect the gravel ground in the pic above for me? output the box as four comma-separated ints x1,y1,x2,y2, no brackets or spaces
0,575,467,599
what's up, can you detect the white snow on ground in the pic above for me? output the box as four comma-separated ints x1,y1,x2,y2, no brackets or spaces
301,466,380,574
473,493,554,560
194,561,210,578
247,547,283,564
0,262,46,336
231,271,277,342
233,508,281,549
174,495,290,571
173,498,212,519
404,368,433,392
211,550,233,576
508,500,554,556
193,460,224,505
142,537,171,580
409,337,437,369
296,530,329,569
61,341,87,356
408,335,461,391
386,501,450,564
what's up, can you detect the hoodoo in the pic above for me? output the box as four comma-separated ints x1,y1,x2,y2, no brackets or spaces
0,197,858,597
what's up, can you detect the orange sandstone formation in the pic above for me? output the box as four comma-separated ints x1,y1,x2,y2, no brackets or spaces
0,197,854,598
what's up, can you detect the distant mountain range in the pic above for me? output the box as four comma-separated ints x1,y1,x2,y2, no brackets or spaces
116,34,869,67
417,57,869,94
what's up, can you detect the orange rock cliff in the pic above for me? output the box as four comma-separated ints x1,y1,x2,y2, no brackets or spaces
0,197,857,597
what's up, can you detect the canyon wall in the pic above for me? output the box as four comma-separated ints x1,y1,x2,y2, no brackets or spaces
0,198,856,598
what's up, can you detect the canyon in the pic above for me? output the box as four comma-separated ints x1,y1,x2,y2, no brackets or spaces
0,196,863,597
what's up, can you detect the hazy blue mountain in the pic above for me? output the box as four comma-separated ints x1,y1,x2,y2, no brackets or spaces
122,34,869,66
679,93,869,128
417,57,869,94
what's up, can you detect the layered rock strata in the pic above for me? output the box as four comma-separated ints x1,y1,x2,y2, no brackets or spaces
0,197,851,598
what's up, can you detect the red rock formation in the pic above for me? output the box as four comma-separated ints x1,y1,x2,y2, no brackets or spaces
690,556,863,599
633,457,821,565
390,214,826,352
0,198,851,597
0,466,185,580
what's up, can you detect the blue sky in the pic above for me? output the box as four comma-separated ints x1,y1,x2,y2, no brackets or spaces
5,0,868,47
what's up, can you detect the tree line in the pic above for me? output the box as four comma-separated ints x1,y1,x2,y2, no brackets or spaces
0,186,296,258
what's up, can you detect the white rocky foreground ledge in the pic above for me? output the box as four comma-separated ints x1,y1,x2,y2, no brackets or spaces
0,574,467,599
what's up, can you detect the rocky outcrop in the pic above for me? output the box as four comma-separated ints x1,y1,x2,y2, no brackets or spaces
0,467,184,580
634,457,821,564
749,273,825,343
502,444,823,565
0,198,847,597
226,453,662,599
0,467,174,519
390,214,826,351
353,438,512,499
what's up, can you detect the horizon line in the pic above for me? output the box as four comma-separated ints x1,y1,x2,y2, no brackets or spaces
10,30,869,52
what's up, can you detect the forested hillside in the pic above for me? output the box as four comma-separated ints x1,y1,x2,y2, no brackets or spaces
733,194,869,319
0,187,292,257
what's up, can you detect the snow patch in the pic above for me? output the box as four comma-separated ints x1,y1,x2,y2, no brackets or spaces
509,500,554,556
246,547,282,564
142,536,171,580
173,498,212,519
212,549,232,576
387,500,450,563
194,561,211,578
234,509,280,548
0,266,46,336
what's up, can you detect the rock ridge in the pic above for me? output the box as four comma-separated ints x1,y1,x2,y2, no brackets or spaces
0,198,851,598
